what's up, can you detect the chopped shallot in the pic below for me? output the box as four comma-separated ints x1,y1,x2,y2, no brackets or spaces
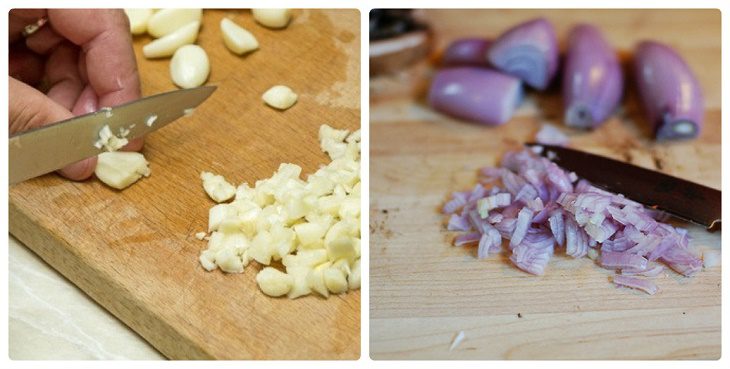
535,123,569,146
442,148,703,295
612,275,659,295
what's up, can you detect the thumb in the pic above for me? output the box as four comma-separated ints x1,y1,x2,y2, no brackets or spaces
9,77,97,180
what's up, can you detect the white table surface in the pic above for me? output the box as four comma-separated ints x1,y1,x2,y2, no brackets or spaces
9,235,165,360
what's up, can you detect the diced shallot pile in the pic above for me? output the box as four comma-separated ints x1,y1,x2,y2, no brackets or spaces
443,149,703,295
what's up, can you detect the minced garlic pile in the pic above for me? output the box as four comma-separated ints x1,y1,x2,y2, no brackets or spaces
198,124,361,298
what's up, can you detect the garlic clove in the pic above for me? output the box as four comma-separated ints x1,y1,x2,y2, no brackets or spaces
147,8,202,38
262,85,298,110
170,45,210,89
142,20,200,59
124,9,154,35
220,18,259,55
252,9,292,29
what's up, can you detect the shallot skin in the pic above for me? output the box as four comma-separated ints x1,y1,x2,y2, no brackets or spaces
428,67,523,126
487,18,559,90
563,24,623,128
633,41,704,140
442,38,492,67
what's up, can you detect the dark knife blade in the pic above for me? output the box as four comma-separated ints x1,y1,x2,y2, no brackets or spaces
526,143,721,231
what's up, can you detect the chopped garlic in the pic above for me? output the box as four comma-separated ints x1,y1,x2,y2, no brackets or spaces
220,18,259,55
124,9,153,35
95,152,150,190
323,267,348,294
256,267,294,297
195,232,207,240
348,259,361,290
262,85,298,110
252,9,292,29
143,21,200,58
100,106,113,118
94,125,129,152
146,8,202,38
199,124,361,299
201,171,236,203
183,108,195,116
146,115,157,127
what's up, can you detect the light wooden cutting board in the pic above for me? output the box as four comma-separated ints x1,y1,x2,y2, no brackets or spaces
370,9,720,360
10,9,360,360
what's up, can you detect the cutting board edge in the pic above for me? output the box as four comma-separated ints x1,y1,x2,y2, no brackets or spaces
9,197,362,360
9,198,214,360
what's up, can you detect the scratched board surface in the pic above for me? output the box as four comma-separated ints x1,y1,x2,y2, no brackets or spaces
10,9,360,359
370,9,720,359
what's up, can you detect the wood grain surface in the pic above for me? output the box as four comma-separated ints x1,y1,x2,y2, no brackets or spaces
10,9,360,360
370,9,720,360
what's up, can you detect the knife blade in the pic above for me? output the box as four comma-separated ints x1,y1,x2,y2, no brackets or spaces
9,85,216,184
526,143,721,231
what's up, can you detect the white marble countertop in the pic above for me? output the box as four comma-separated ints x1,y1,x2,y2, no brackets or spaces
9,236,165,360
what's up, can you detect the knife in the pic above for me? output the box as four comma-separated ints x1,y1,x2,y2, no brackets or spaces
526,143,721,231
9,85,217,184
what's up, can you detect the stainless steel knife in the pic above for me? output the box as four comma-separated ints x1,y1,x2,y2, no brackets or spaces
9,85,217,184
526,143,721,231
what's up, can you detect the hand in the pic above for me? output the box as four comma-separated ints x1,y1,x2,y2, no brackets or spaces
9,9,142,180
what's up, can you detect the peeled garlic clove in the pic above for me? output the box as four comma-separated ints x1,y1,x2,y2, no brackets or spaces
262,85,298,110
95,152,151,190
252,9,292,29
147,8,202,38
220,18,259,55
256,267,293,297
170,44,210,89
124,9,153,35
143,21,200,59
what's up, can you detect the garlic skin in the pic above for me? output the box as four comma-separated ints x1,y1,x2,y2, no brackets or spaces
262,85,298,110
220,18,259,55
124,9,153,35
198,125,361,299
146,8,202,38
143,21,200,59
170,45,210,88
95,152,151,190
252,9,292,29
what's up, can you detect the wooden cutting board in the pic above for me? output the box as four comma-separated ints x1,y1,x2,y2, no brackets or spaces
370,9,720,360
10,9,360,360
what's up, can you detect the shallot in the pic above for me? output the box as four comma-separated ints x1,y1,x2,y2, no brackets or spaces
442,38,492,67
428,67,523,125
563,24,623,128
634,41,704,139
487,18,558,90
